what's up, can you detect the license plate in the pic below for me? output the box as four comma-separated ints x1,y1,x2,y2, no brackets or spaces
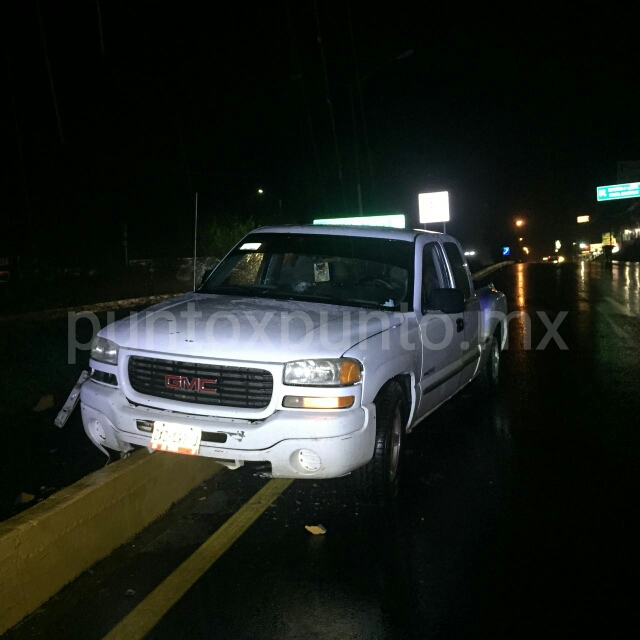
150,422,202,456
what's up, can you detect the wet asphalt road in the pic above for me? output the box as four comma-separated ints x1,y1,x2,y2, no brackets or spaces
0,308,150,521
7,261,640,639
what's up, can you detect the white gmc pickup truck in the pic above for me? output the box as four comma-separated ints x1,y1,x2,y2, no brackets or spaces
82,225,507,500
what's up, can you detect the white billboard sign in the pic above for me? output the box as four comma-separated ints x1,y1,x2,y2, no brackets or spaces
419,191,450,224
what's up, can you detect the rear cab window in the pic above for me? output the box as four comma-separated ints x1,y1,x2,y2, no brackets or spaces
421,242,448,314
443,242,472,299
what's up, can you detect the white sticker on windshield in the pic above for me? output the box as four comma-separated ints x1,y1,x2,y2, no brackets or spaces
314,261,330,282
240,242,261,251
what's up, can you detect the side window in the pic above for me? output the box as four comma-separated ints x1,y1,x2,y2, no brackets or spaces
421,243,446,313
443,242,471,299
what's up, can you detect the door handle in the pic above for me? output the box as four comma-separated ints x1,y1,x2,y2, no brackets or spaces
456,318,464,332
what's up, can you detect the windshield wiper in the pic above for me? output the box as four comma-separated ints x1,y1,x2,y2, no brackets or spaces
201,287,400,310
267,291,396,310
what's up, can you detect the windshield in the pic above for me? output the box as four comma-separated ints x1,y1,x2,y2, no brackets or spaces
200,232,414,310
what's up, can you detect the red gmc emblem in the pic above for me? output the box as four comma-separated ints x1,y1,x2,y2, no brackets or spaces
165,375,217,393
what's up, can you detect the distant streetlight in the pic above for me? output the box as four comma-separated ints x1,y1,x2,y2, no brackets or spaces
515,219,525,227
257,188,283,218
523,247,530,254
518,237,524,242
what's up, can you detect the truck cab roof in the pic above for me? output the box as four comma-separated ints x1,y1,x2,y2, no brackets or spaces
252,224,449,243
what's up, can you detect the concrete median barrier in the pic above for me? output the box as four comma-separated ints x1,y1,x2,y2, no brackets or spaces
0,450,220,634
472,261,513,281
0,293,178,324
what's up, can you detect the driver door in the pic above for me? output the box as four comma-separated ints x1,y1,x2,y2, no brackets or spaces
415,241,465,419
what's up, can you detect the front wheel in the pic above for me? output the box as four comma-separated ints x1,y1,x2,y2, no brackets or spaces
352,381,406,505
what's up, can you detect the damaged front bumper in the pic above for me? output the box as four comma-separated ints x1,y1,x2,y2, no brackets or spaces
79,379,376,479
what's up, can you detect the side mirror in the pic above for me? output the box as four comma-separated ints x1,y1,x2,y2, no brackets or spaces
199,268,214,288
425,288,466,314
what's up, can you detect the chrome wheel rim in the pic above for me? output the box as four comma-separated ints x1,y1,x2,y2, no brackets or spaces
389,405,402,481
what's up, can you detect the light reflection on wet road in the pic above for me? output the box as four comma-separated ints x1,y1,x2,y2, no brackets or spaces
147,261,640,639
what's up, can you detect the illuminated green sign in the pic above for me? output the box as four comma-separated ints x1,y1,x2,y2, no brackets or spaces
313,214,406,228
596,183,640,201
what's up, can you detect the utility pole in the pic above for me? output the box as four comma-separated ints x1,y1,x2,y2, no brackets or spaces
193,192,198,290
347,2,374,194
314,0,342,185
6,51,37,264
123,223,128,266
348,84,363,215
96,0,105,57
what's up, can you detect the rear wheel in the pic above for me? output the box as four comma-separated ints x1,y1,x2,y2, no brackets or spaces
353,381,406,505
478,331,501,391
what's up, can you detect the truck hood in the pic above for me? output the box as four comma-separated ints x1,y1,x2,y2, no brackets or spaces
102,292,405,363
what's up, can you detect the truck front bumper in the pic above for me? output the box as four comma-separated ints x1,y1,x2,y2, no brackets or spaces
80,380,376,479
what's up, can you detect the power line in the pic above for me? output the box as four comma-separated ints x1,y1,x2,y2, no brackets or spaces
36,0,64,144
347,2,374,193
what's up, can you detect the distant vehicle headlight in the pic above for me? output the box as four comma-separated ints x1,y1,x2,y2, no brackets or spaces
90,337,119,365
283,358,362,386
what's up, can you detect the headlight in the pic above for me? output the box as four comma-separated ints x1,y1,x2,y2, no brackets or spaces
283,358,362,386
90,337,119,365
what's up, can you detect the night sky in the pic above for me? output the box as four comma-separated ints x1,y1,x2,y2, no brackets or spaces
3,2,638,264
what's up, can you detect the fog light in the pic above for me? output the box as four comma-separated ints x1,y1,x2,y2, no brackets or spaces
91,369,118,386
283,396,354,409
89,418,107,444
298,449,322,472
136,420,154,433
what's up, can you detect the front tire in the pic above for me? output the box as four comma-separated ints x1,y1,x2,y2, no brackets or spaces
353,381,406,505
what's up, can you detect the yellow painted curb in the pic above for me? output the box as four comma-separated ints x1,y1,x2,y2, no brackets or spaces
0,450,221,635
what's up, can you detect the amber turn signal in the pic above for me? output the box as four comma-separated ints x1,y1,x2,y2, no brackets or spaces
339,360,361,385
283,396,355,409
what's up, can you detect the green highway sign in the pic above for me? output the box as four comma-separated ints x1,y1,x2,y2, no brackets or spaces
596,182,640,201
313,214,406,228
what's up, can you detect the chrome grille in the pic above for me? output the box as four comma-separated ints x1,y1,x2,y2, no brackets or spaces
128,356,273,409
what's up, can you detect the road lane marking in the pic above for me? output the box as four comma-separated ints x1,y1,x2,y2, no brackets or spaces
102,477,294,640
604,297,635,317
599,309,632,341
